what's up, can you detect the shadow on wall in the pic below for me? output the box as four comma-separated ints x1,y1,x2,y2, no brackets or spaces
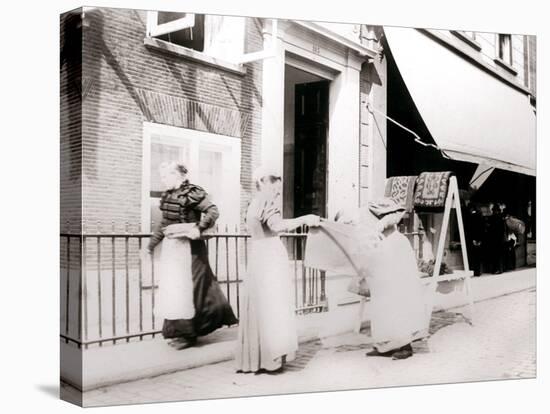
81,8,153,180
60,12,83,182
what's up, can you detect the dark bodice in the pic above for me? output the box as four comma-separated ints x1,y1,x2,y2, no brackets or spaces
148,181,219,252
160,186,205,225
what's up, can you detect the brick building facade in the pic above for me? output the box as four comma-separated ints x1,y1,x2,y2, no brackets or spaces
61,8,390,239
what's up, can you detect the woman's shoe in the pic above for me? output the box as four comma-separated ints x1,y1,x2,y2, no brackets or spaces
254,366,284,375
365,348,393,357
392,344,413,360
171,337,197,350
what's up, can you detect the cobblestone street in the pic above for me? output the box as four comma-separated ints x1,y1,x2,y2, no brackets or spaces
78,288,536,407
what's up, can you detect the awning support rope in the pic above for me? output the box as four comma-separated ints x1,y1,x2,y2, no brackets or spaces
366,102,451,159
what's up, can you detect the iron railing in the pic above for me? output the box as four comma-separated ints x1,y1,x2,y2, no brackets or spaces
60,227,327,348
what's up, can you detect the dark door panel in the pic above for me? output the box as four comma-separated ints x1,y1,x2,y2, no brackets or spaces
294,81,329,218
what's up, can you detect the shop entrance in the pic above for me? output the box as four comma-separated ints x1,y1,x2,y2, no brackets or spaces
283,64,330,219
294,81,329,218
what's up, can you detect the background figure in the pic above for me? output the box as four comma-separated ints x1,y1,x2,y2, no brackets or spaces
148,162,237,350
486,203,506,274
465,204,484,276
503,208,527,271
236,166,320,374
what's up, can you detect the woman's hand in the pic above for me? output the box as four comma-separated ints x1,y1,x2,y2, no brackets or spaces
186,225,202,240
302,214,321,227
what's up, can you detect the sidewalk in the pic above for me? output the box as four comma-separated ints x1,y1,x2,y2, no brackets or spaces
78,284,536,406
62,267,535,392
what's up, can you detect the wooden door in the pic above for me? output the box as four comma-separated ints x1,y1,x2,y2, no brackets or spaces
294,81,329,218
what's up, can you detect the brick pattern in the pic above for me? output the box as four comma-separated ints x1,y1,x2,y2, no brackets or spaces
60,10,84,233
134,88,251,138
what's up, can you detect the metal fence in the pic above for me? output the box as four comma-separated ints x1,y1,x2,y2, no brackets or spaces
60,227,327,348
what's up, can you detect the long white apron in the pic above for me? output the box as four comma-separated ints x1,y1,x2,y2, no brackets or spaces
157,237,195,320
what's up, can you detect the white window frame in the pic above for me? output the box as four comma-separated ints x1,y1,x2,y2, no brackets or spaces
146,11,195,38
462,31,476,40
141,122,241,232
497,33,513,65
450,30,482,51
144,13,277,66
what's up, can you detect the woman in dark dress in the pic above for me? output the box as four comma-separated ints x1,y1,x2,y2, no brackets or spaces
147,162,238,349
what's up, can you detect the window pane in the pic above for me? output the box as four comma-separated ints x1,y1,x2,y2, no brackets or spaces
499,34,512,63
198,149,222,203
157,12,189,25
158,14,205,51
150,140,189,195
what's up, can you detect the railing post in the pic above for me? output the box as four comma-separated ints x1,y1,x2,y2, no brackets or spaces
82,219,88,346
138,222,144,338
78,230,82,343
97,220,103,345
111,220,116,344
65,219,70,341
125,221,130,342
151,220,156,335
234,231,240,318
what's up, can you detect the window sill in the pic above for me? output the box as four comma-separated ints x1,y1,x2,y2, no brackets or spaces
450,31,482,51
493,57,518,76
144,37,247,76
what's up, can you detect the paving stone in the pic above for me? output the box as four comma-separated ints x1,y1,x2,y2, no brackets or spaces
81,289,536,407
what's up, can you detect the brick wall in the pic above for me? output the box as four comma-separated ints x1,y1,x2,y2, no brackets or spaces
74,8,263,234
527,36,536,95
60,9,84,234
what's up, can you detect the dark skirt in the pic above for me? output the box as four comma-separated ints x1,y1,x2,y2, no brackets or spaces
162,240,238,340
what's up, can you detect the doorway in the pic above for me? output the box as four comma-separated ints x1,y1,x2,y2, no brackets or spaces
283,64,330,219
294,81,329,218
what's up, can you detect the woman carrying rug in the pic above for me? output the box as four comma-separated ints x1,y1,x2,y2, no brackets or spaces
356,198,429,360
235,166,320,374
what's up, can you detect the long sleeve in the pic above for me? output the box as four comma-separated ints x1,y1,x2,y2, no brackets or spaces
258,194,283,232
148,215,167,252
148,192,169,253
187,186,219,231
197,198,219,231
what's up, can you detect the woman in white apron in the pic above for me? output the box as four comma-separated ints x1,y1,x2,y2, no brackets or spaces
147,162,237,349
235,166,320,373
